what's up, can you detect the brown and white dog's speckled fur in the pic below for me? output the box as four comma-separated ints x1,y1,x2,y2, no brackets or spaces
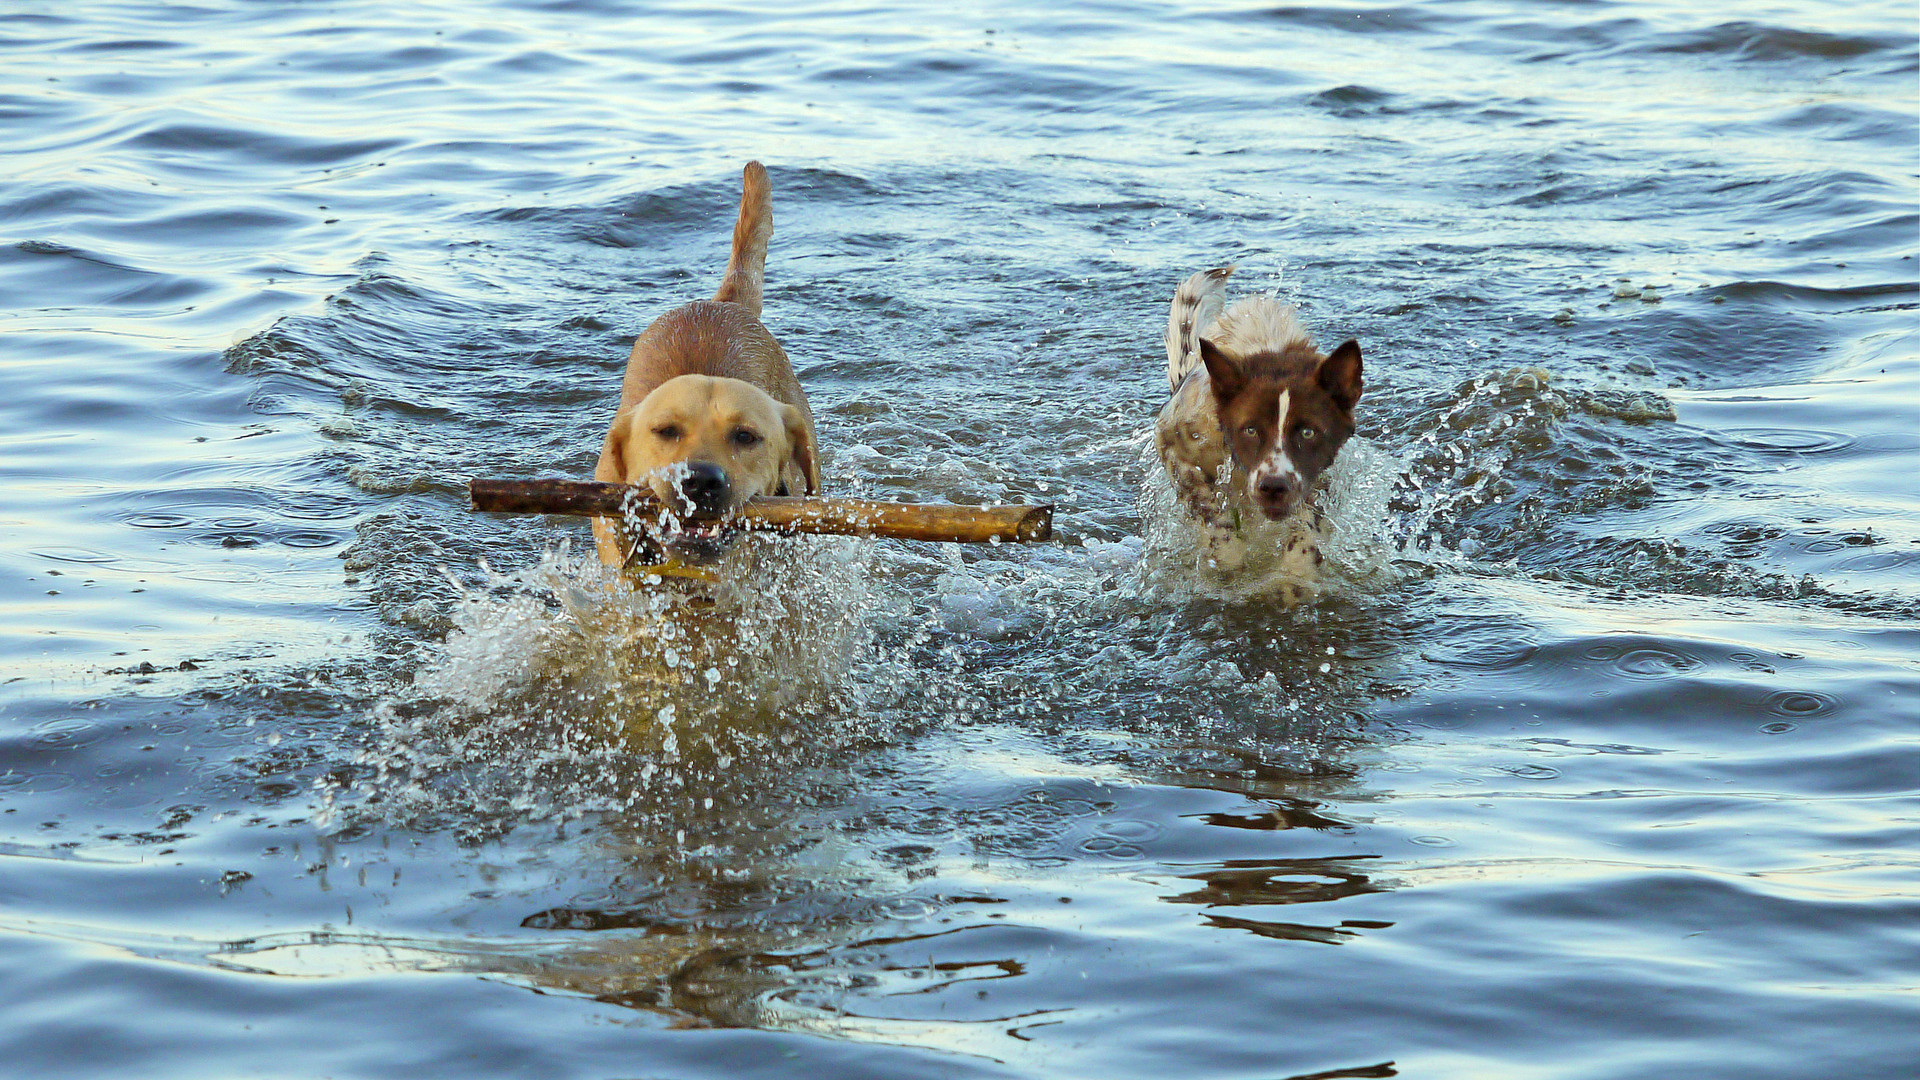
1155,266,1363,585
593,162,821,569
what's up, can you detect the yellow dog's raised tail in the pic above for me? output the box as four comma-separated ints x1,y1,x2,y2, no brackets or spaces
712,161,773,317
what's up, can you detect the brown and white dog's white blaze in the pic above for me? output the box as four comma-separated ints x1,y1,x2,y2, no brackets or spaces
1156,265,1364,536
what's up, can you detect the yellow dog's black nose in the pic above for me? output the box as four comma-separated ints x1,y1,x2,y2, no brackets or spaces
677,461,731,516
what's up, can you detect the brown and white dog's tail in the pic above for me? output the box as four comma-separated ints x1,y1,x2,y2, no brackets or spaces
712,161,773,317
1165,265,1234,390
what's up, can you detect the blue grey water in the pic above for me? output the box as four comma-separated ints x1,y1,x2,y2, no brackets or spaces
2,1,1916,1077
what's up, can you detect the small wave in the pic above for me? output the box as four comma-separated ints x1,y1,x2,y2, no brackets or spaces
1,239,204,310
122,123,405,167
1252,5,1450,35
1648,22,1904,63
1768,101,1915,145
1306,84,1399,117
1704,278,1912,309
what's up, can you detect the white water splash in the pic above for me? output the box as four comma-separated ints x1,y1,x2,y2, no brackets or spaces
1135,434,1402,605
355,532,907,823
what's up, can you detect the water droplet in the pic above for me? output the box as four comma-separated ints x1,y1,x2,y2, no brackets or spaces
1763,690,1835,718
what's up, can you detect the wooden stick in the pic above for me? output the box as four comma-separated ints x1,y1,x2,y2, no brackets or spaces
469,479,1052,544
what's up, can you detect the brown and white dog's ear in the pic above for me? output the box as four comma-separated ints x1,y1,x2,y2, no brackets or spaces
1318,339,1363,412
780,403,821,496
1199,337,1245,401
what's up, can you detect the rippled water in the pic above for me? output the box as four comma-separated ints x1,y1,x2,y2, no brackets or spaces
3,2,1916,1077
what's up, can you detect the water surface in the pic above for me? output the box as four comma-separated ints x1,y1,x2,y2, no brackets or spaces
2,2,1916,1077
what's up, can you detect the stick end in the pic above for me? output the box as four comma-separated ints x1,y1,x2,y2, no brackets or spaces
1018,505,1054,542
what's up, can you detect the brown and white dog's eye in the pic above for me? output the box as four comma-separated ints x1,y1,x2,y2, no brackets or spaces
1241,424,1259,438
1296,425,1318,443
653,424,682,441
730,427,761,447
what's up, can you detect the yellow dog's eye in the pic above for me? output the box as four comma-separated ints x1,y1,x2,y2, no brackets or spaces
1297,426,1318,442
1241,425,1258,438
653,424,681,440
730,428,761,447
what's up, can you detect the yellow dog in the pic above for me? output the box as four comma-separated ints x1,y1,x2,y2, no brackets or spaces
594,162,822,569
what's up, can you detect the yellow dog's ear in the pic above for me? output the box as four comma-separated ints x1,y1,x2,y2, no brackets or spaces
780,403,821,496
599,408,634,481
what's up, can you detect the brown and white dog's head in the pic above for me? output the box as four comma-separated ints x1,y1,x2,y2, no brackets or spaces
1200,336,1362,521
603,374,819,563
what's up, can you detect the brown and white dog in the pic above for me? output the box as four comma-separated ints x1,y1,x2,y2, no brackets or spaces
1155,266,1363,576
593,162,821,569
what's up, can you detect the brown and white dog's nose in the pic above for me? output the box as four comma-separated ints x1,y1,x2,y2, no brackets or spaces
1252,469,1301,519
1255,473,1295,502
676,461,731,515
